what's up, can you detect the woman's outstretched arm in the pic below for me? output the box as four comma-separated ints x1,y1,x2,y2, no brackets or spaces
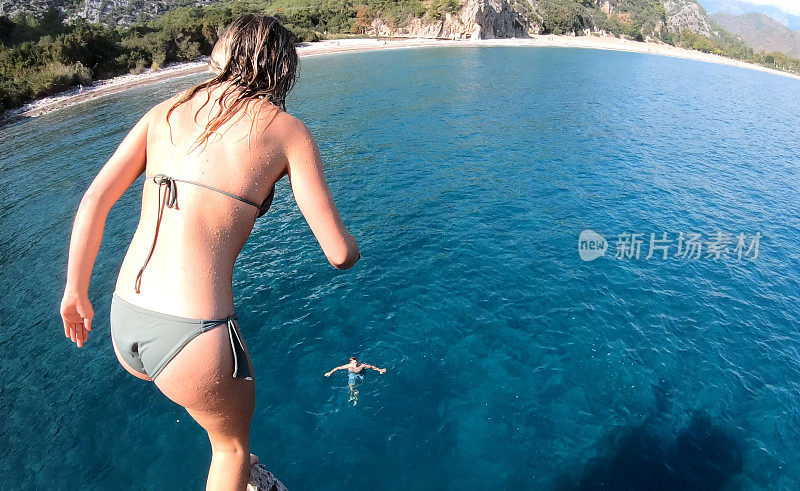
284,117,360,269
61,110,150,347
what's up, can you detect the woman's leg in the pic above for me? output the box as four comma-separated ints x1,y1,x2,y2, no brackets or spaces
152,324,255,491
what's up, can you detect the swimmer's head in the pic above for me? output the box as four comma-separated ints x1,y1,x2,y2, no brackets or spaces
350,356,357,363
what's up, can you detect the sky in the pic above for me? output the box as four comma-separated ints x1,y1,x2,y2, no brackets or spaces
732,0,800,16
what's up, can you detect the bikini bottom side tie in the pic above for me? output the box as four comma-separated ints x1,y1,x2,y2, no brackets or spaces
225,315,253,380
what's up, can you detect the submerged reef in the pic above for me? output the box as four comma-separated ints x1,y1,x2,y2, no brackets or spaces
557,401,744,490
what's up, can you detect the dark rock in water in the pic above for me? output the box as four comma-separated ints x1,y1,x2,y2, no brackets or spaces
558,411,744,490
668,413,743,490
249,463,288,491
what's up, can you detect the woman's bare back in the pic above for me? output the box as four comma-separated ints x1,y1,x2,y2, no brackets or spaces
115,85,292,318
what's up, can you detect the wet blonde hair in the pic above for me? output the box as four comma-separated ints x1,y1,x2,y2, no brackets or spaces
166,14,299,148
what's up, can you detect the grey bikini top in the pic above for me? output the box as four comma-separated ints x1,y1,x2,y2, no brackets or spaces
134,173,275,294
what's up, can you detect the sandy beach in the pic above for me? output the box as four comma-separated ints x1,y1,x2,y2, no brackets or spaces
4,35,799,123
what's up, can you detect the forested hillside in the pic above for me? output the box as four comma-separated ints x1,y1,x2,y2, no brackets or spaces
1,0,798,113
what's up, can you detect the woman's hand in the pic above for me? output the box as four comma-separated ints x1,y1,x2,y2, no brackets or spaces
60,291,93,348
324,371,332,377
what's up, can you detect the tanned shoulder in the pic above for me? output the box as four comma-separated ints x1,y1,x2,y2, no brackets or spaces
277,111,314,150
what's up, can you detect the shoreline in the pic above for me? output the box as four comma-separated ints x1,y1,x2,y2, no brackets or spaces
3,35,799,124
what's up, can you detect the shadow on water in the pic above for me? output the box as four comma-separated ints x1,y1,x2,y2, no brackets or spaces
558,380,744,491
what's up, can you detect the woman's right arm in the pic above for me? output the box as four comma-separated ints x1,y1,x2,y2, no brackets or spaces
284,118,360,269
61,109,150,347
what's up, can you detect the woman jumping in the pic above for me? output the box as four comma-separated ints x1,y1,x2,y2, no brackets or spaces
60,15,360,490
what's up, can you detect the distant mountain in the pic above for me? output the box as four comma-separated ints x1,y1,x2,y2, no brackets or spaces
713,12,800,57
698,0,800,31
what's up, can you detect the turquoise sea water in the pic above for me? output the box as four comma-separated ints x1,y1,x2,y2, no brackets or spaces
1,46,800,489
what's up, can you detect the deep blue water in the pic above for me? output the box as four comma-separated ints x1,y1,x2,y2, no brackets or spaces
1,46,800,489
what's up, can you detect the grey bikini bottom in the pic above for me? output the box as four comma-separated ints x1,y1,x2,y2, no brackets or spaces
110,292,253,381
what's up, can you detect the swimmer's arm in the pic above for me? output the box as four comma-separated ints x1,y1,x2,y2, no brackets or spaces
61,109,149,345
324,365,350,377
362,364,387,374
284,118,360,270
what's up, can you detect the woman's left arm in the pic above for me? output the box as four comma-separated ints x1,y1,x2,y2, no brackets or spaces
60,110,151,348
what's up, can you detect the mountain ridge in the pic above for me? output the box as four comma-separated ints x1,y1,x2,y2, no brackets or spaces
713,12,800,58
698,0,800,31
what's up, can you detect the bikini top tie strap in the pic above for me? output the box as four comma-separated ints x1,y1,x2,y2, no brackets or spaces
170,176,262,210
153,173,179,208
133,173,274,294
133,174,179,294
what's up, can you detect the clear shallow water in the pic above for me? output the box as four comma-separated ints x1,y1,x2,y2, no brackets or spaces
1,46,800,489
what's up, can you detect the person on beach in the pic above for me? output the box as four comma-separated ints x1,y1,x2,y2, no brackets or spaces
325,357,386,405
60,15,360,490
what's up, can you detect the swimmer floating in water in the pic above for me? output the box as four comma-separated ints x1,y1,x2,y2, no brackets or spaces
325,357,386,405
